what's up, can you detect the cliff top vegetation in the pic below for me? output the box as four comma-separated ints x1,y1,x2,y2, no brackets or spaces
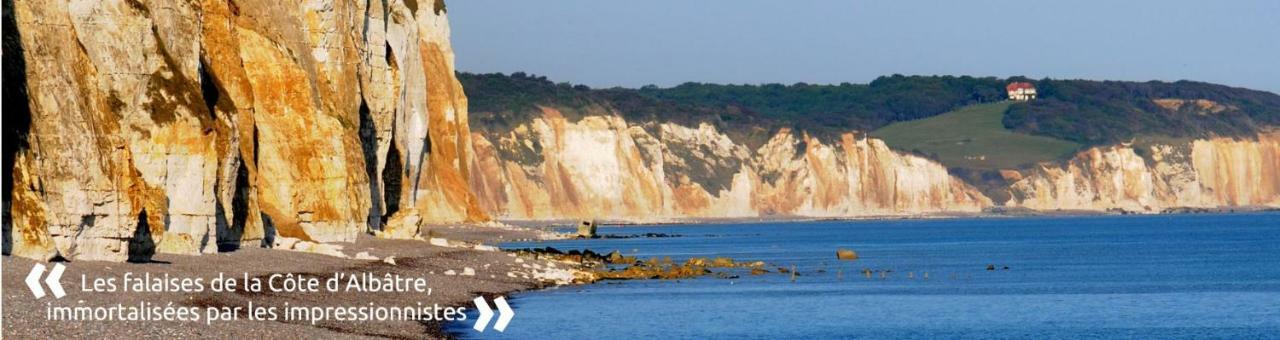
459,72,1280,149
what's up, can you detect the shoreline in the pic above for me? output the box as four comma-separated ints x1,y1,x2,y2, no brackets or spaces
498,206,1280,228
1,224,578,339
5,208,1276,338
465,213,1280,338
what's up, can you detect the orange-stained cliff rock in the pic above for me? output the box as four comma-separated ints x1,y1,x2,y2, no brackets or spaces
1006,132,1280,212
469,106,1280,221
8,1,1280,263
752,130,991,216
469,108,992,221
469,108,666,220
4,0,480,261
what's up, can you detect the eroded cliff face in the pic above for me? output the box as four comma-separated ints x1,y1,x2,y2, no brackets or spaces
8,1,1278,263
5,0,481,261
753,130,991,217
469,108,992,221
1006,132,1280,212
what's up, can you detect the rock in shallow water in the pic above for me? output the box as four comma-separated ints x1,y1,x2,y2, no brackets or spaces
836,248,858,260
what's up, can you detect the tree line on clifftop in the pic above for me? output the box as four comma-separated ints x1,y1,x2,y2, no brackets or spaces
459,72,1280,147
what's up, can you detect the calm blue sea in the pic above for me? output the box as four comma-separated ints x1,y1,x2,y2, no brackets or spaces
451,213,1280,339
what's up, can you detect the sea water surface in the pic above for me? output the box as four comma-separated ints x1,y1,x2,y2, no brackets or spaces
451,213,1280,338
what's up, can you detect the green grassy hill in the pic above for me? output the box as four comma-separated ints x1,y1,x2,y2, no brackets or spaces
870,102,1081,169
460,72,1280,168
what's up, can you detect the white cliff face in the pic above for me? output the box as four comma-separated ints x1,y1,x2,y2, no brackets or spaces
7,0,481,261
658,122,759,218
473,108,1280,221
7,0,218,261
1188,136,1280,206
470,108,666,221
1006,132,1280,212
752,131,990,217
470,109,992,221
9,1,1280,264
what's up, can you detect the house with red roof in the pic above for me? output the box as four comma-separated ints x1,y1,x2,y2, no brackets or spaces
1007,82,1037,101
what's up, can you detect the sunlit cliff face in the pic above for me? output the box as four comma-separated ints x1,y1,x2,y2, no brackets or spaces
1006,132,1280,212
7,0,479,261
469,104,1280,221
469,108,992,221
8,1,1280,264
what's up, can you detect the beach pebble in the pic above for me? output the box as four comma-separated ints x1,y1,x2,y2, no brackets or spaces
312,243,348,258
272,237,301,250
444,270,457,276
354,251,378,261
462,267,476,276
383,256,397,265
430,238,450,247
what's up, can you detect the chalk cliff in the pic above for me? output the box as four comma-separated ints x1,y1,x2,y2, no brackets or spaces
6,1,1280,263
467,104,1280,221
468,107,992,221
4,0,481,261
1006,132,1280,212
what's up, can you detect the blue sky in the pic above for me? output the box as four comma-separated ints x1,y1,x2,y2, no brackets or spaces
448,0,1280,93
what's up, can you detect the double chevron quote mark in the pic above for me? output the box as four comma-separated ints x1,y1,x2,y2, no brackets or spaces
473,296,515,332
26,263,67,299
